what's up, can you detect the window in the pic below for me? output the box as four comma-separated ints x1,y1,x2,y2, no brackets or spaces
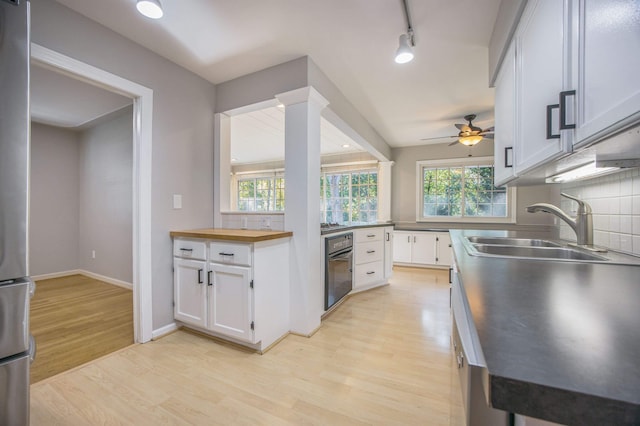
321,170,378,224
417,157,514,222
237,176,285,212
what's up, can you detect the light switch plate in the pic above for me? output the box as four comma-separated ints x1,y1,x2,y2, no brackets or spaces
173,194,182,209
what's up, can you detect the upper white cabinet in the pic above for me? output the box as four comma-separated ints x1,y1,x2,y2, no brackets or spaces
493,40,517,187
493,0,640,182
569,0,640,147
514,0,572,173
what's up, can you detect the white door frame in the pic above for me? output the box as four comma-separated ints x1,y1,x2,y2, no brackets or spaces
31,43,153,343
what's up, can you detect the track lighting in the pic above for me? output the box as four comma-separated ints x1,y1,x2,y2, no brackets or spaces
136,0,164,19
395,0,415,64
395,33,414,64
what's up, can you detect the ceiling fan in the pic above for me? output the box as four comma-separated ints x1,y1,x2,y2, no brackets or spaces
421,114,494,146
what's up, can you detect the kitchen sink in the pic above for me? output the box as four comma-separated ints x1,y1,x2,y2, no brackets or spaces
470,244,609,261
466,236,560,247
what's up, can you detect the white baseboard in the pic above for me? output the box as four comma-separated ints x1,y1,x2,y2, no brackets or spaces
31,269,133,290
31,269,83,281
152,323,179,340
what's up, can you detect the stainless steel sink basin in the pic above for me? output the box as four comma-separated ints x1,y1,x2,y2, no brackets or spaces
471,244,609,261
466,236,560,247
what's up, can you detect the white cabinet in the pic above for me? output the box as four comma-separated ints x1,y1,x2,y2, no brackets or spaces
208,263,252,342
569,0,640,148
172,236,289,352
174,258,207,328
353,228,386,290
383,226,393,279
513,0,572,173
493,40,517,187
393,231,452,268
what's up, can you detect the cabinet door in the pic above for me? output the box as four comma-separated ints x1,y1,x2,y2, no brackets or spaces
411,233,437,265
515,0,571,173
393,231,412,263
208,264,254,342
436,232,453,266
383,227,393,278
571,0,640,147
174,258,207,328
493,40,517,187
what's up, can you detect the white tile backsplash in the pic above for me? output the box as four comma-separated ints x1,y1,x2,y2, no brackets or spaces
220,212,285,231
561,169,640,255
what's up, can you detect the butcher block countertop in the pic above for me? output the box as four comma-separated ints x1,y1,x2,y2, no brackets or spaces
170,228,293,242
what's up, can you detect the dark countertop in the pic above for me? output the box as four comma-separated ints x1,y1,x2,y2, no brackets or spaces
320,222,393,236
450,229,640,425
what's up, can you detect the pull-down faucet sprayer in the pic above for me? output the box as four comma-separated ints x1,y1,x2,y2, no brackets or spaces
526,193,595,247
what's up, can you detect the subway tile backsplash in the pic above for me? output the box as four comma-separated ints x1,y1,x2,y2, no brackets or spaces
220,212,285,231
560,168,640,255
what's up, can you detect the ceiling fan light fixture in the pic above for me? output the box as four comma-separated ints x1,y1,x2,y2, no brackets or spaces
136,0,164,19
395,34,414,64
459,135,483,146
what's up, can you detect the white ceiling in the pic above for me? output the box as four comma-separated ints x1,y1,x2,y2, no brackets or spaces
54,0,501,147
31,63,132,129
230,106,365,164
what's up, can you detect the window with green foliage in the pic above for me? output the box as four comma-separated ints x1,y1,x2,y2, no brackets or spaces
321,170,378,224
237,176,285,211
418,157,512,221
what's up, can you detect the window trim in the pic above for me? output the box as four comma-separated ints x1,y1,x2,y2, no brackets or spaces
415,156,516,223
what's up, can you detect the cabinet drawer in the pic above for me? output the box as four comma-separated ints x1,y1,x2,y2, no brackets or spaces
354,261,384,286
173,239,207,260
209,242,252,266
355,240,383,265
354,228,383,243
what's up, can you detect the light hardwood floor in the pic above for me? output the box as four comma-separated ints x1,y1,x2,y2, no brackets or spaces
31,267,460,425
30,274,134,383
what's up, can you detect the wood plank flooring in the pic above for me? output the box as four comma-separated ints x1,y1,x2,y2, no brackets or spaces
31,267,461,425
30,274,134,383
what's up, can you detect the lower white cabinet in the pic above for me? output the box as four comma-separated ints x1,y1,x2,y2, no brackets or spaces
352,226,393,291
393,231,452,268
173,237,289,352
208,263,252,342
174,258,207,328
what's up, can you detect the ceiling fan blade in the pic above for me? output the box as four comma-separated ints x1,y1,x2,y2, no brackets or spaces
420,135,458,141
483,126,495,132
455,124,470,131
448,140,460,146
483,134,494,139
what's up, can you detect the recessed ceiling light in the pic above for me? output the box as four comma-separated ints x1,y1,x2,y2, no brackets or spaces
136,0,164,19
231,158,238,162
342,144,350,148
276,103,285,108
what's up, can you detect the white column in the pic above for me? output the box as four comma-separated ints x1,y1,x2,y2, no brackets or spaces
377,161,394,222
214,113,231,227
277,87,329,336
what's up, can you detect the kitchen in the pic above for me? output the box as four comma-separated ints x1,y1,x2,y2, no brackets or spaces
1,0,639,425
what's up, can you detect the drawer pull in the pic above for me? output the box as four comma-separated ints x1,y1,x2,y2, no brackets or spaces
218,252,235,256
179,248,193,252
366,271,376,275
367,234,376,238
366,250,376,254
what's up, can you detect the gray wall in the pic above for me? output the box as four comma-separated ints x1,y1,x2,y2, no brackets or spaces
78,108,133,282
31,0,217,330
488,0,527,86
30,123,80,275
391,142,557,227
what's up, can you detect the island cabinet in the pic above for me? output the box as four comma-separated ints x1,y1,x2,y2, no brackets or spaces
171,229,292,353
393,230,452,268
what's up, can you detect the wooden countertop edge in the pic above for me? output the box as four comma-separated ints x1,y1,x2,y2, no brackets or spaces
169,229,293,242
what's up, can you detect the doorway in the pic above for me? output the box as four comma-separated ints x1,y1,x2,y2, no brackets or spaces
30,44,153,345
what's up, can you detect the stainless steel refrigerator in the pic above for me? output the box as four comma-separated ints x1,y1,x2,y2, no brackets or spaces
0,0,35,425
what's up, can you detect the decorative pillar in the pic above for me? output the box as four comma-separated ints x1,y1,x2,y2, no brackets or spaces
213,113,231,227
276,87,329,335
377,161,394,222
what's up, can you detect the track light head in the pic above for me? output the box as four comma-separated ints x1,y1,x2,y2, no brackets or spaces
136,0,164,19
395,34,414,64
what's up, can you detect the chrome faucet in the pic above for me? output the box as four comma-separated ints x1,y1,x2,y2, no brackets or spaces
526,193,594,247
